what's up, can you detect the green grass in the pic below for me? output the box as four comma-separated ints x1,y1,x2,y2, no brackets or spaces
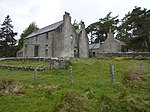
0,60,48,68
0,58,150,112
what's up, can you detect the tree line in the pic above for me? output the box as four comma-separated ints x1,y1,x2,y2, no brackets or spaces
86,6,150,52
0,6,150,57
0,16,38,57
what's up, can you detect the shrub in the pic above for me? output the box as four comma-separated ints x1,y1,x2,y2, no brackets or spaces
113,57,132,61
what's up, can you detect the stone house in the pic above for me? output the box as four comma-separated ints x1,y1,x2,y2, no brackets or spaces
89,43,101,57
17,12,89,58
89,30,126,57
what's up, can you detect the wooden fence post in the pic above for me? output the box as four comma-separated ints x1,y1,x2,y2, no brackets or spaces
140,61,144,72
70,66,72,84
34,68,37,83
110,64,114,81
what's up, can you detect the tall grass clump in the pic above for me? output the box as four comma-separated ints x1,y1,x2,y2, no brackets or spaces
97,94,116,112
53,91,89,112
97,91,150,112
0,78,24,95
122,68,146,84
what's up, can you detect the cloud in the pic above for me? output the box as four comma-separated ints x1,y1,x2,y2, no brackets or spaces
0,0,150,40
57,0,150,27
0,0,61,39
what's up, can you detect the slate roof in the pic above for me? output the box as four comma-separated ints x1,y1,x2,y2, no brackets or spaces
115,39,125,45
89,43,101,50
26,21,63,38
76,29,82,34
17,47,24,53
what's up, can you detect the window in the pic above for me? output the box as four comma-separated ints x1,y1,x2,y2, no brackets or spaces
121,45,125,52
46,33,48,39
36,36,38,41
93,52,95,57
45,45,48,57
25,45,27,56
34,46,39,57
74,50,77,58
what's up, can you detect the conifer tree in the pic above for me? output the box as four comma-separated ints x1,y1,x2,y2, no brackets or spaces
0,15,17,57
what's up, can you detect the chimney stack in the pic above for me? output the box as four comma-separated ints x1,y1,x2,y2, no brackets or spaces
63,11,71,24
79,20,85,29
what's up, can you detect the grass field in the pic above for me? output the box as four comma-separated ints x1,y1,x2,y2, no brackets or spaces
0,58,150,112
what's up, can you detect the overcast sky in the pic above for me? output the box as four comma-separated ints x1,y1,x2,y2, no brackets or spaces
0,0,150,40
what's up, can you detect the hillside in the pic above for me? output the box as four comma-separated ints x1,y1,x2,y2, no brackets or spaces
0,58,150,112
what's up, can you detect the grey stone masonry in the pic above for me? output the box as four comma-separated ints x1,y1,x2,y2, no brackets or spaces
17,12,89,58
78,21,89,58
99,30,125,53
98,52,150,58
0,57,70,70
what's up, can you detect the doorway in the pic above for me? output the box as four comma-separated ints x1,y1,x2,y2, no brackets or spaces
34,46,39,57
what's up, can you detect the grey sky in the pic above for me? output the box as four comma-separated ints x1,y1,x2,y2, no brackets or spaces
0,0,150,39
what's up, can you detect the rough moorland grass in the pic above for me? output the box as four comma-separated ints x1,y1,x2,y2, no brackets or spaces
0,58,150,112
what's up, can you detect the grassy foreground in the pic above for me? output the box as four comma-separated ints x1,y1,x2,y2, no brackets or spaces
0,58,150,112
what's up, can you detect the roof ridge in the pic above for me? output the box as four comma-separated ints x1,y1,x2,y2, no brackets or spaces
89,43,100,50
26,20,63,38
41,20,63,30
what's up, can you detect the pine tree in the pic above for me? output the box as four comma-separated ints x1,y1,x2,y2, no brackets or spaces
117,7,150,52
0,15,17,57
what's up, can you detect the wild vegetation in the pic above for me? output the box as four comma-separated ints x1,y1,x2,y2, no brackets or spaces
87,7,150,52
0,58,150,112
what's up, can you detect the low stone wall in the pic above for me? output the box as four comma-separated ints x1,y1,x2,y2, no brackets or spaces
98,52,150,58
0,64,44,71
0,57,70,71
48,58,70,69
0,57,57,61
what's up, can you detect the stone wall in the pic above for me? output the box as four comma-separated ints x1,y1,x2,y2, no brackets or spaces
99,32,125,53
98,52,150,58
17,12,89,59
89,48,99,58
48,58,70,69
0,64,44,71
23,31,53,57
78,21,89,58
0,57,70,71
